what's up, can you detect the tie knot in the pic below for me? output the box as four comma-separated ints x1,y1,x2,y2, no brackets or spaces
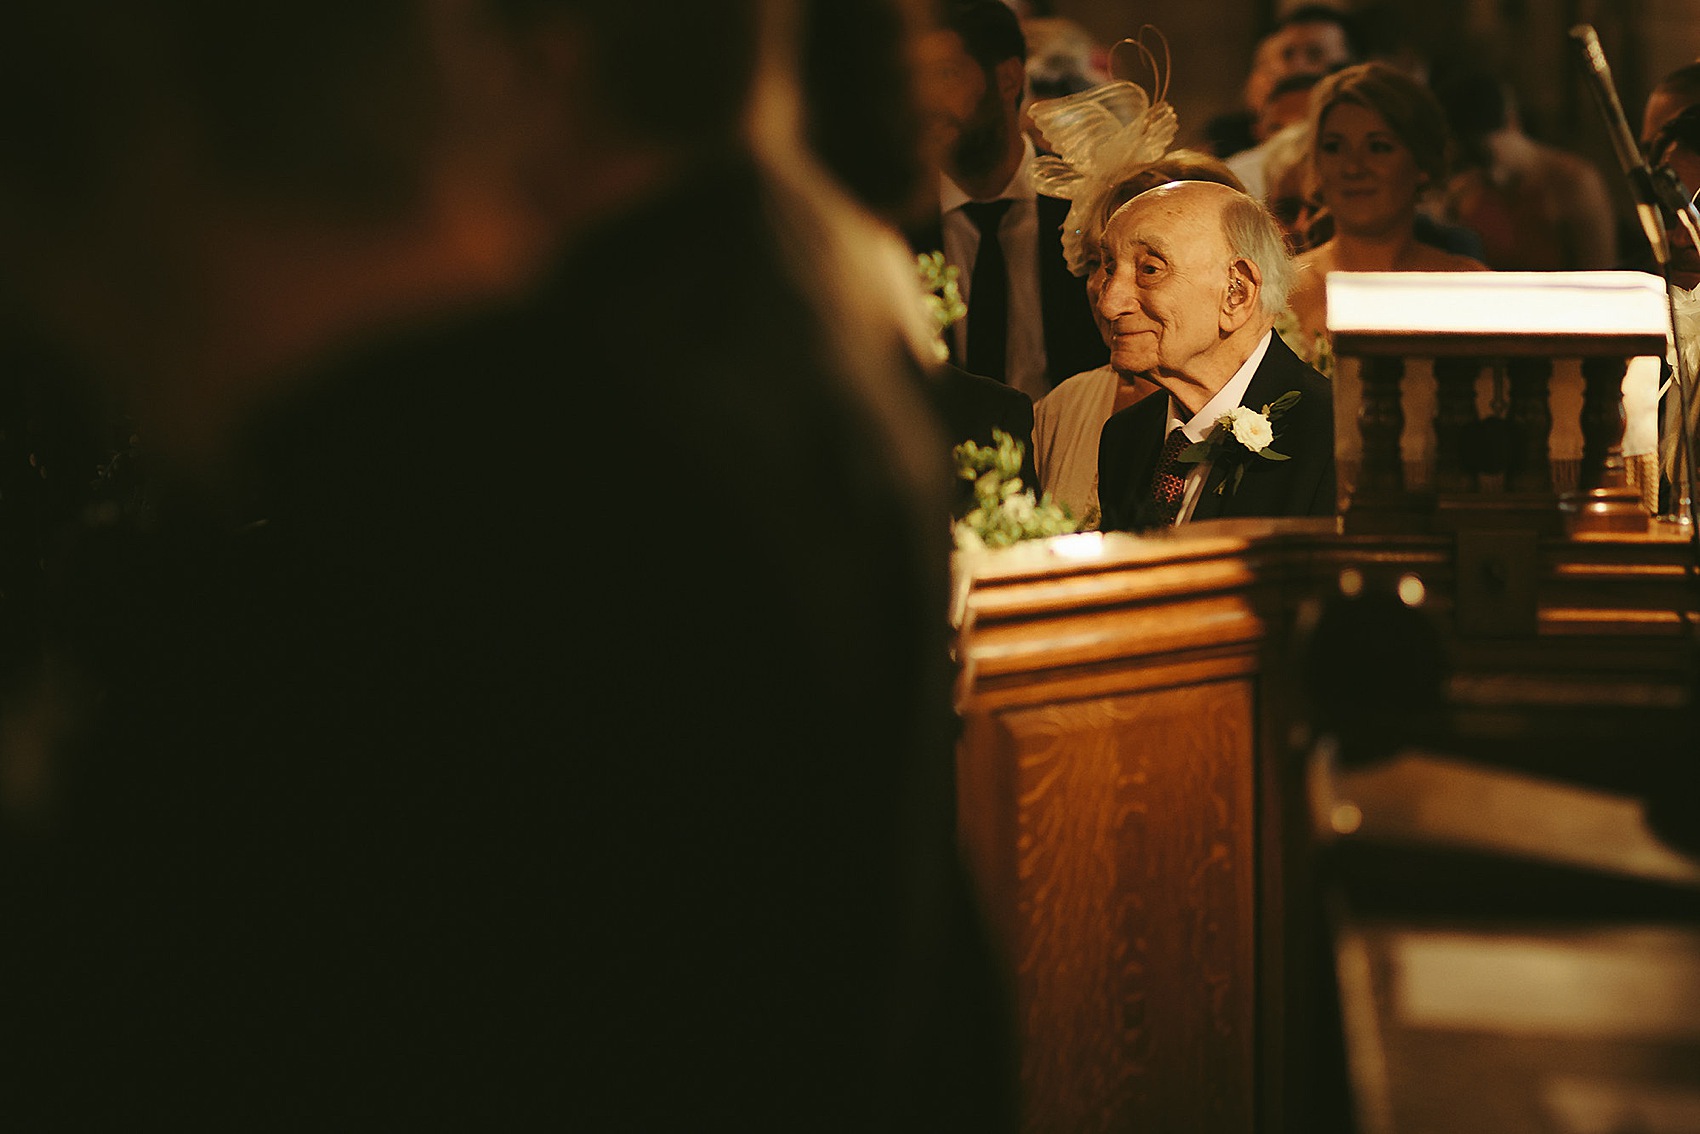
1160,427,1189,464
961,199,1013,235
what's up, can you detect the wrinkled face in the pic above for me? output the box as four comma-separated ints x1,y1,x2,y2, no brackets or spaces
1095,192,1232,379
913,30,1009,181
1314,101,1425,236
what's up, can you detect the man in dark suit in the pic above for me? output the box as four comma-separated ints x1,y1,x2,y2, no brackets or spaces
908,0,1106,401
1097,181,1335,532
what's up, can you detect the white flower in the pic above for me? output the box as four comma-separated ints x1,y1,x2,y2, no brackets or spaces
1003,490,1038,524
952,522,986,553
1675,280,1700,386
1223,405,1274,452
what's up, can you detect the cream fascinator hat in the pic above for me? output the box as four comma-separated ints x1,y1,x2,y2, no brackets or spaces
1028,30,1179,277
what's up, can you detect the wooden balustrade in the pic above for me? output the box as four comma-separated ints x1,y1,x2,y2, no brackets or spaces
1331,329,1663,537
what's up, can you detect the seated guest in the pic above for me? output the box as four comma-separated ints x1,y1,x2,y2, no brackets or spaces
909,0,1107,399
1228,69,1327,203
1031,151,1246,526
1095,182,1335,532
1648,104,1700,293
1433,65,1617,271
1286,62,1490,358
801,0,1036,516
1204,5,1360,160
1643,61,1700,146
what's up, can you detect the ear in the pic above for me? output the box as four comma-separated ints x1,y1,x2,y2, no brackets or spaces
1222,256,1262,334
993,57,1026,109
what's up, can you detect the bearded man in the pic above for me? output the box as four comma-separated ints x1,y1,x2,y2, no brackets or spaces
1095,181,1336,531
907,0,1105,400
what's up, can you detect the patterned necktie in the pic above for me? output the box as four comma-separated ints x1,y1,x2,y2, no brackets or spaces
961,199,1013,383
1150,427,1191,526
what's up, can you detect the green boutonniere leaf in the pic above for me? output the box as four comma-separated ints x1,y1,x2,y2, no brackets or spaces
1177,438,1215,464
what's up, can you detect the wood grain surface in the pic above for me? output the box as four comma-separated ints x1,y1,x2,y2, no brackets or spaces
996,682,1256,1133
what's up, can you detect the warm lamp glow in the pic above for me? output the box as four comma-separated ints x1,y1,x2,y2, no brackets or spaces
1325,271,1669,336
1047,531,1107,560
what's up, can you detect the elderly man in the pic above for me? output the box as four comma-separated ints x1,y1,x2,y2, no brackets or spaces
1096,181,1336,532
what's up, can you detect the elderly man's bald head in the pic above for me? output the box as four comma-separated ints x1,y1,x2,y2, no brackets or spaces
1095,180,1293,405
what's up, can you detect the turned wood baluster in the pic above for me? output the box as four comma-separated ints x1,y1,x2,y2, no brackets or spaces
1579,355,1631,491
1358,355,1404,494
1563,353,1647,533
1432,357,1480,492
1507,357,1553,492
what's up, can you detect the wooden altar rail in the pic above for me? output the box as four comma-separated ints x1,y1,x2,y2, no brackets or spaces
953,519,1700,1134
1333,330,1667,536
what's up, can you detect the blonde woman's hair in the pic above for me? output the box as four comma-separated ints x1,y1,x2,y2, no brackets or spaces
1305,61,1452,193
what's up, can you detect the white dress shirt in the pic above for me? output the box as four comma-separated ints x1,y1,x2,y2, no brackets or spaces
940,139,1048,402
1166,330,1273,525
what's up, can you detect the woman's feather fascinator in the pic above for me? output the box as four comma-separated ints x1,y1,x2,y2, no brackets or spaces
1028,30,1179,276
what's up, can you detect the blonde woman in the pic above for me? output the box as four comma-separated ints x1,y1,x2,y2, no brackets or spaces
1286,62,1489,349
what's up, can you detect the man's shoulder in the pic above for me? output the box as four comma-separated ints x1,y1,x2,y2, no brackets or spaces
934,364,1034,433
1100,388,1167,446
1258,331,1331,387
1247,332,1333,433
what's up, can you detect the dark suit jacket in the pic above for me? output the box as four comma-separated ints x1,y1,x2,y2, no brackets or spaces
1098,331,1336,532
908,192,1108,391
927,363,1037,516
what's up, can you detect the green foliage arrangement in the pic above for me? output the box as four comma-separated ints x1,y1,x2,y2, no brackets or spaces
916,251,967,364
952,429,1078,550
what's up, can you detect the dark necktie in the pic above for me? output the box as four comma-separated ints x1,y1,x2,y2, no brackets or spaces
961,199,1013,383
1151,427,1191,526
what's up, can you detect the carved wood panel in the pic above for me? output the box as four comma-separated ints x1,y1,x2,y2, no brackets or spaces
989,679,1257,1133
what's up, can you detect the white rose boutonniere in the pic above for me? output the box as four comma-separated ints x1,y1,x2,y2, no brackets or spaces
1225,405,1274,452
1178,390,1301,496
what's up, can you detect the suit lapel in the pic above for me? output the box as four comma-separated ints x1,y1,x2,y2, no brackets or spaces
1189,335,1308,522
1099,391,1170,531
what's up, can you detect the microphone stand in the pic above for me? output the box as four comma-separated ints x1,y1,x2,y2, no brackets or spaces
1647,161,1700,539
1571,25,1700,538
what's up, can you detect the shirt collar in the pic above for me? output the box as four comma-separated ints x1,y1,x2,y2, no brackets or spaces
939,136,1037,213
1168,330,1275,442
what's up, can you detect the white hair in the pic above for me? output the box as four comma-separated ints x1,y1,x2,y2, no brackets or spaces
1219,192,1293,317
